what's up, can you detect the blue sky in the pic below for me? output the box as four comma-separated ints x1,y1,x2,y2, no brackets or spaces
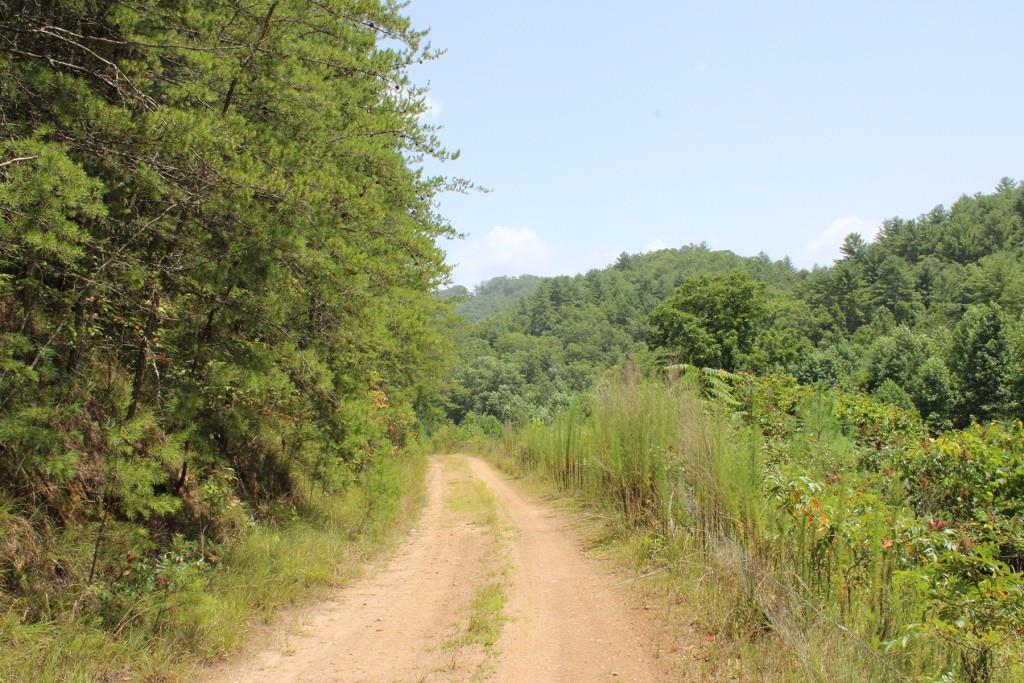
405,1,1024,288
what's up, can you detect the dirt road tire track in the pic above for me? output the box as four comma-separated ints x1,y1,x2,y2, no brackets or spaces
466,457,663,682
204,456,669,682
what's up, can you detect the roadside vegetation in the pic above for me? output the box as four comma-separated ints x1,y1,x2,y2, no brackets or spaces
1,451,426,681
1,0,453,678
438,180,1024,682
447,370,1024,681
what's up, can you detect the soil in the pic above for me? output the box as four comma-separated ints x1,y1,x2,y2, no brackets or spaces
203,455,676,682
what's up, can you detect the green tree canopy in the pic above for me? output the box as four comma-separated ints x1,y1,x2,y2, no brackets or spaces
0,0,457,599
949,304,1010,424
647,270,767,371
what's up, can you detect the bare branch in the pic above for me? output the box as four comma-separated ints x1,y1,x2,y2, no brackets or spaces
0,155,39,168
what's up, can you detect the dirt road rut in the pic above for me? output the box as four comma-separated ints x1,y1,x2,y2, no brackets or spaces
206,455,668,682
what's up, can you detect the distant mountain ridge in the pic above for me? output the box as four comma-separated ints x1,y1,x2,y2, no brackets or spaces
442,179,1024,429
438,274,544,322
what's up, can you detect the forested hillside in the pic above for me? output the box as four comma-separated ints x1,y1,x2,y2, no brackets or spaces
0,0,453,676
439,179,1024,682
439,274,542,322
444,245,798,421
447,180,1024,429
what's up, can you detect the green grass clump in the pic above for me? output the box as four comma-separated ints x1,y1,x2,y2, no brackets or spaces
489,369,1024,683
463,580,507,649
444,457,500,528
440,455,509,668
0,451,426,682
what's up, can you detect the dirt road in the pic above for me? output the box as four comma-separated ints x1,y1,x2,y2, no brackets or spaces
205,455,670,682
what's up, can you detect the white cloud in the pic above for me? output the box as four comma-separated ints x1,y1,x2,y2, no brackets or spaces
642,238,668,253
447,226,555,286
800,216,879,268
420,94,443,121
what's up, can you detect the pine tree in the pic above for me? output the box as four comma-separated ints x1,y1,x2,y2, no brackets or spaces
1,0,458,595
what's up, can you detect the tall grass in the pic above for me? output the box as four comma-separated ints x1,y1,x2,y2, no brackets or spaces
0,450,426,682
498,369,1013,682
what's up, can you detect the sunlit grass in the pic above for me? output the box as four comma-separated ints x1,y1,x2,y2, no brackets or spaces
0,452,428,682
440,455,510,680
484,372,989,682
443,456,500,529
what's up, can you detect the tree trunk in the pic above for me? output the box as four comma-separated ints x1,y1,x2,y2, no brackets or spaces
127,290,159,419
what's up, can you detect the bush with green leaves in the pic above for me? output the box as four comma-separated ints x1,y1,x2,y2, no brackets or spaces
495,367,1024,681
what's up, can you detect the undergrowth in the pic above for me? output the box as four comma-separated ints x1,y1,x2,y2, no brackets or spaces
451,366,1024,682
0,450,427,682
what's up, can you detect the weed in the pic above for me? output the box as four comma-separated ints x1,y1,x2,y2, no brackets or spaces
0,451,427,681
483,371,1024,682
